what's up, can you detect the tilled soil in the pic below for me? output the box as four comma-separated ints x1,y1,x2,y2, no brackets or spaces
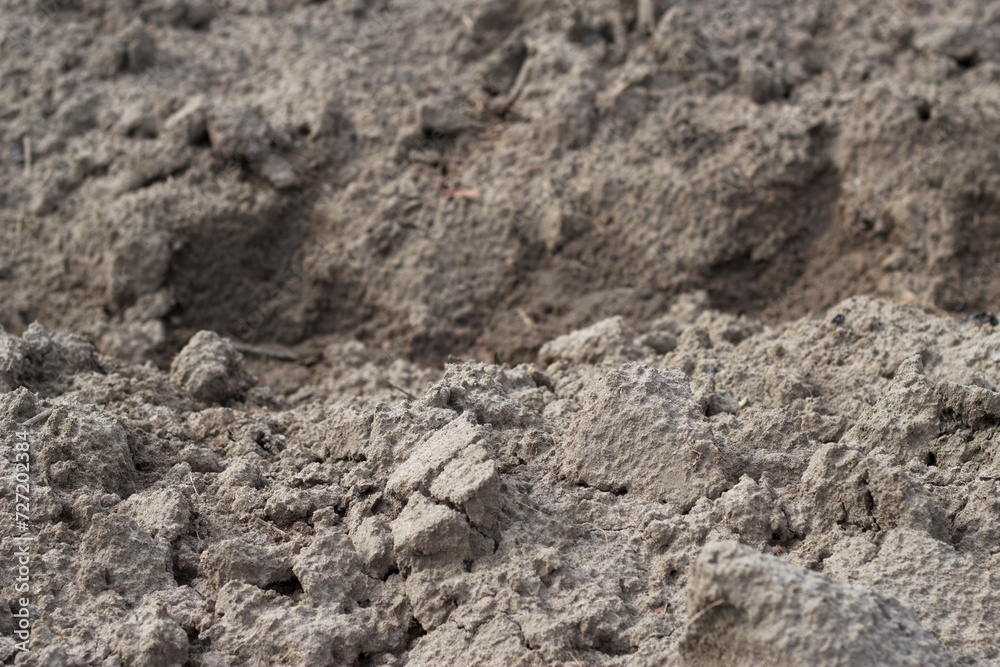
2,0,1000,665
2,0,1000,363
3,297,1000,666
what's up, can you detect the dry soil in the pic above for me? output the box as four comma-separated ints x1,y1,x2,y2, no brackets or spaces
2,0,1000,665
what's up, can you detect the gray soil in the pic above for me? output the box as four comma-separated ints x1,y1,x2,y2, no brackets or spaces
2,0,1000,665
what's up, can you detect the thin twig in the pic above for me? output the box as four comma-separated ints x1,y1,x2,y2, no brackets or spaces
227,339,298,362
515,499,551,517
255,516,287,540
21,408,53,427
23,137,31,176
684,599,725,630
385,381,416,400
188,473,201,500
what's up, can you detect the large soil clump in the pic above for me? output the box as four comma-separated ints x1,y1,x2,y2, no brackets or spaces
2,296,1000,665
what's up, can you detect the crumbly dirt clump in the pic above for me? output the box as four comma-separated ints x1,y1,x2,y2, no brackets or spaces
2,295,1000,666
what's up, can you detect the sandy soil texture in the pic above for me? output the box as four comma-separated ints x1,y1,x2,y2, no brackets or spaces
2,0,1000,665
